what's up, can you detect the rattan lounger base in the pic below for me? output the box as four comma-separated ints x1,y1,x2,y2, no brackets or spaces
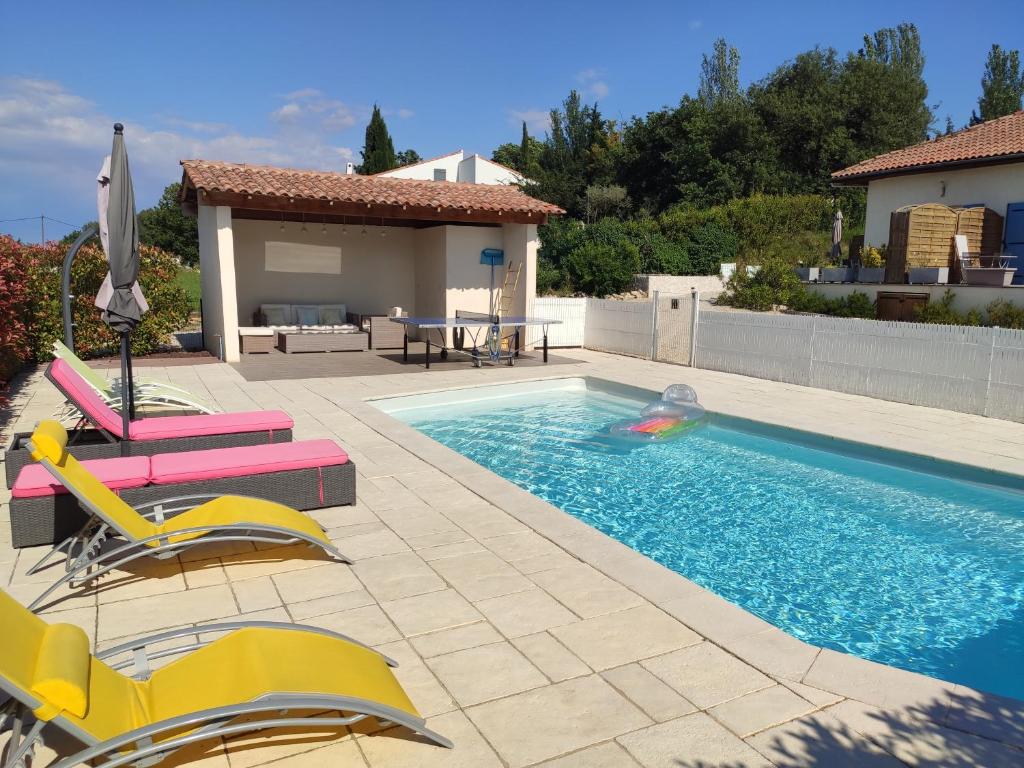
10,460,356,548
5,428,294,489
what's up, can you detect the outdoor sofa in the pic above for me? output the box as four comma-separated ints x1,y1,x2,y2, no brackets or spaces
239,303,368,353
4,359,294,487
9,436,356,548
0,589,452,768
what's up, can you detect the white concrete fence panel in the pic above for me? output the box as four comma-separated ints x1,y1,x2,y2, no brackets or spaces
583,298,656,358
531,297,587,347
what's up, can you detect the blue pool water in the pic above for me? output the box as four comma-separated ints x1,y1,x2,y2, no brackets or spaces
379,379,1024,699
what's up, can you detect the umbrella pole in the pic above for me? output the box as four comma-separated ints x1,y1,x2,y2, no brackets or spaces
119,333,132,454
125,338,136,419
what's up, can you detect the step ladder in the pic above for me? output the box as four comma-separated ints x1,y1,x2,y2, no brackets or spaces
496,262,521,351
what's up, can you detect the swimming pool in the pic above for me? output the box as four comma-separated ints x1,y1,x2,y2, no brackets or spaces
375,378,1024,700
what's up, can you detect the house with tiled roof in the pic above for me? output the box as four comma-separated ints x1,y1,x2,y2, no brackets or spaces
832,110,1024,264
179,159,562,362
375,149,526,185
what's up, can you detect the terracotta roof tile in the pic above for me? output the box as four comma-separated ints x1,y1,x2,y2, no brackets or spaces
180,159,563,217
832,110,1024,181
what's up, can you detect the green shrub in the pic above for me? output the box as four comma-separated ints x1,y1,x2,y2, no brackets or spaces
622,219,689,274
723,257,802,310
687,220,738,274
985,299,1024,329
23,240,192,360
565,240,640,297
913,290,982,327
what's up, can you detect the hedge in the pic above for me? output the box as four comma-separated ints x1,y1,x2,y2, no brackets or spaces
0,236,192,387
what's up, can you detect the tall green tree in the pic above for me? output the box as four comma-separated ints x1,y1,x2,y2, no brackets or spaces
395,149,422,167
975,44,1024,122
843,23,932,155
698,38,741,106
492,122,542,176
138,183,199,267
358,105,397,174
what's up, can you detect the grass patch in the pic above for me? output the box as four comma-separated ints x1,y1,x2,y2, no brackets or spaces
174,267,201,310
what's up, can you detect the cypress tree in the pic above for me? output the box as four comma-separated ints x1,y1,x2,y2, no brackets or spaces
359,105,397,174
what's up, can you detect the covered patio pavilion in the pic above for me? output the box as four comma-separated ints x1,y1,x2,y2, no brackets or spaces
179,160,563,363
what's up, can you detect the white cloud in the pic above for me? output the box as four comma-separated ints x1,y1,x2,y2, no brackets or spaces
0,76,356,227
508,108,551,135
576,68,610,100
688,19,703,30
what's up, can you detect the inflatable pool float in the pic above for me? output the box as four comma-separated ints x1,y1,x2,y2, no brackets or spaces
608,384,706,443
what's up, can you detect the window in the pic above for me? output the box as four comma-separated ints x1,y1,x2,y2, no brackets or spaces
433,168,447,181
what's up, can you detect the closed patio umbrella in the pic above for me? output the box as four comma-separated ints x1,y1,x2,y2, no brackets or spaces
831,209,844,263
95,123,147,448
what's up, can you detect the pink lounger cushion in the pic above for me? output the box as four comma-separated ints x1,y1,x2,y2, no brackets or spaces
13,457,151,498
48,359,295,440
127,410,293,440
149,439,349,485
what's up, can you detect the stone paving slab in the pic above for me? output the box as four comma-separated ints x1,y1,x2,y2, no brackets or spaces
2,350,1022,767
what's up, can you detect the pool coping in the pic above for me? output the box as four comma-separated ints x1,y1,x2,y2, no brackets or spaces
351,374,1024,748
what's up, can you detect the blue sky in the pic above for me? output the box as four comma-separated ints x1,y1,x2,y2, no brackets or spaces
1,0,1019,242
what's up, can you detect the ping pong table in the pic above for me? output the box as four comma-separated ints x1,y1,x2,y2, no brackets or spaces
390,311,561,368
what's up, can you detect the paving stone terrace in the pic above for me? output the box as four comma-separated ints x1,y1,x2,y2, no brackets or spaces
2,349,1024,767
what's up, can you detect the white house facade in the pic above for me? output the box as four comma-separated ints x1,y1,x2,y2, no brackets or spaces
376,150,525,185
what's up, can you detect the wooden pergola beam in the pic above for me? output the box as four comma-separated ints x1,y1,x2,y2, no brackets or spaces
196,190,548,225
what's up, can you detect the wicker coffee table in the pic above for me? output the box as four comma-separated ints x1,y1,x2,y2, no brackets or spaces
276,331,368,353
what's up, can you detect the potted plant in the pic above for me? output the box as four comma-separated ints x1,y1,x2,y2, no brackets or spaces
821,257,853,283
909,266,950,284
794,253,824,283
857,245,885,283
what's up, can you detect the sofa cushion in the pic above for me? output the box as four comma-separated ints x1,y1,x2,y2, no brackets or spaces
318,304,346,324
238,327,275,337
48,360,124,436
128,410,293,441
13,456,151,498
260,304,291,325
294,305,320,326
149,439,348,484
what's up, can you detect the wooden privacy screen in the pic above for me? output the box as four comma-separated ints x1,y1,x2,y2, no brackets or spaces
886,204,1004,283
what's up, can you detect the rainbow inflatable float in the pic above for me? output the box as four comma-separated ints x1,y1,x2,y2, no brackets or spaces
609,384,706,443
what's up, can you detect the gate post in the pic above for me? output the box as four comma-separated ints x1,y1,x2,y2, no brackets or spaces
650,291,660,360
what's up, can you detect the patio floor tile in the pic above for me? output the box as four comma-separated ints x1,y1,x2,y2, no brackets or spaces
601,663,697,722
510,632,592,682
351,552,444,602
708,684,818,737
466,675,651,768
474,587,577,638
531,563,644,618
429,551,534,602
745,710,907,767
534,742,642,767
358,710,503,768
617,712,773,768
271,562,361,603
409,622,504,658
551,605,701,671
379,589,482,636
97,584,238,641
425,641,547,706
305,604,401,646
641,642,773,709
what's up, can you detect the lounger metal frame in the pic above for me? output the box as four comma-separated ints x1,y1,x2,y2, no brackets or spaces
0,622,452,768
25,443,350,612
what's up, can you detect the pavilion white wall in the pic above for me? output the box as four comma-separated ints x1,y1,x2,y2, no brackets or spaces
197,205,238,361
231,219,417,323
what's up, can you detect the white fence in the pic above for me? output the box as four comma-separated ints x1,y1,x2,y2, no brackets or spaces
583,298,656,358
532,297,587,347
535,294,1024,422
693,312,1024,422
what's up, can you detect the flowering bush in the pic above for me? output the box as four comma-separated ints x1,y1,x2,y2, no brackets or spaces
0,237,192,393
0,236,30,386
24,240,191,359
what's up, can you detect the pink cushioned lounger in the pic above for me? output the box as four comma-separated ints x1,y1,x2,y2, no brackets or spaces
48,359,294,440
149,440,348,484
12,457,150,498
9,439,356,549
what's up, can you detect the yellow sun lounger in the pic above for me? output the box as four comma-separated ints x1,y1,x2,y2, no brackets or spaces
23,421,350,612
0,590,452,768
